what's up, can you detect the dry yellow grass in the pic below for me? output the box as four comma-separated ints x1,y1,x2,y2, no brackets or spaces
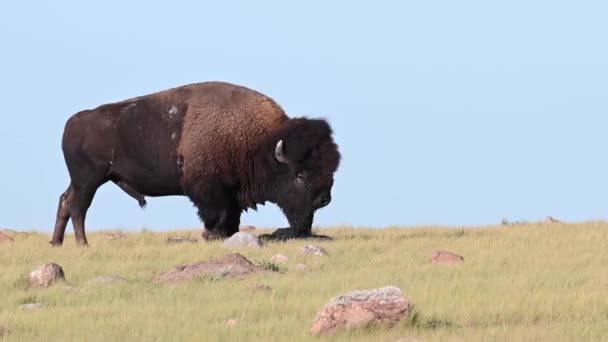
1,222,607,341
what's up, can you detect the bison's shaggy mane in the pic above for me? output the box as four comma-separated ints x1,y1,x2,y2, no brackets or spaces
240,116,341,210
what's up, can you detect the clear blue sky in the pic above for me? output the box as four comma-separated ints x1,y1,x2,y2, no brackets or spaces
1,1,606,232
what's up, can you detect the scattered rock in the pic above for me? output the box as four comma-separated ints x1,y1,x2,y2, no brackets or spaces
104,232,125,240
430,250,464,265
29,263,65,288
225,318,239,327
239,225,256,232
296,263,308,272
300,245,327,256
544,216,562,224
156,253,265,284
310,285,410,336
167,236,198,244
0,231,13,243
19,303,48,311
87,276,128,285
223,232,262,248
270,253,289,263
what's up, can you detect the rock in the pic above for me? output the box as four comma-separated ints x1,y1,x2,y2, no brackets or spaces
544,216,562,224
270,253,289,263
19,303,48,311
0,231,13,243
104,232,125,240
310,285,410,336
430,250,464,265
167,236,198,244
87,276,128,285
223,232,262,248
29,263,65,288
156,253,265,284
296,263,308,272
300,245,327,256
239,225,256,232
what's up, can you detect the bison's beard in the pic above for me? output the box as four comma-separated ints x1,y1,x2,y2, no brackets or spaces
259,209,333,241
283,210,314,236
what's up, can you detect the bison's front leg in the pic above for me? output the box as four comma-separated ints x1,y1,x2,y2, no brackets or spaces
196,199,241,241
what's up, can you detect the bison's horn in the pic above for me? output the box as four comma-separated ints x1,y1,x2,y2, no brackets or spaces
274,140,292,164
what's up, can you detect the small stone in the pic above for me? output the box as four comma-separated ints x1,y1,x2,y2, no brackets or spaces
19,303,48,311
87,276,128,285
29,263,65,288
310,285,410,336
167,236,198,244
296,263,308,272
223,232,262,248
226,318,239,327
63,286,79,293
104,232,125,240
249,283,272,293
430,250,464,265
270,253,289,263
239,225,256,232
300,245,327,256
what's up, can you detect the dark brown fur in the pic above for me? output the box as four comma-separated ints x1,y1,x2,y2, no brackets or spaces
51,81,341,246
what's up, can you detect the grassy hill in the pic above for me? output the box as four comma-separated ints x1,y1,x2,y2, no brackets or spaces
1,222,607,341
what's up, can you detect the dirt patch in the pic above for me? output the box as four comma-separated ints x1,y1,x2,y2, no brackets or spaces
0,231,14,243
156,253,266,284
430,250,464,265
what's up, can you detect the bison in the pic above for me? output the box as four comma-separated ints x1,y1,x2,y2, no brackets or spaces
50,81,341,246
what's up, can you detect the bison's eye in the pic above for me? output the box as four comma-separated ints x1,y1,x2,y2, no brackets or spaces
295,172,307,186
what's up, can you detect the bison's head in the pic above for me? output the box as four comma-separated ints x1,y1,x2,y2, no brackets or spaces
266,118,341,236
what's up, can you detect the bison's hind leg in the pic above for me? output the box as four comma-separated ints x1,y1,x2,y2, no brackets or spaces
50,184,75,246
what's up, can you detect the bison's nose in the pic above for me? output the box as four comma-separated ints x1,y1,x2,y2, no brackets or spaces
316,193,331,208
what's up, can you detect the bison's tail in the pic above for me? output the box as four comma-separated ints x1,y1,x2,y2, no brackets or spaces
139,198,147,209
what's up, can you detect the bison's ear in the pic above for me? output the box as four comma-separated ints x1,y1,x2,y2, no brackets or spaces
275,118,334,163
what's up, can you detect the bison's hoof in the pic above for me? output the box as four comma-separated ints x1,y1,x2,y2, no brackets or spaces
201,230,228,241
